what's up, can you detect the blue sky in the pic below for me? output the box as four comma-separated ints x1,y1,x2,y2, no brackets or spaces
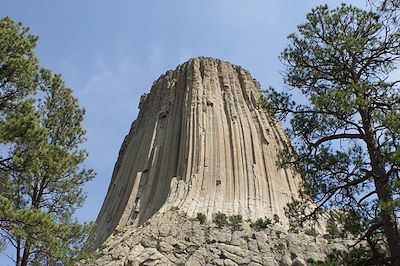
1,0,365,263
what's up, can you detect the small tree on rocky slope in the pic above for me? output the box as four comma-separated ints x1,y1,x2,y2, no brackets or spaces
262,4,400,264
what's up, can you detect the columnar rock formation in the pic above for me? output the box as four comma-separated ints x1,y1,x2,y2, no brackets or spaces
92,57,302,249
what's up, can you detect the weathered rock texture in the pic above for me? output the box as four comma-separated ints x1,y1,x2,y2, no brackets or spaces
92,57,302,249
86,211,352,266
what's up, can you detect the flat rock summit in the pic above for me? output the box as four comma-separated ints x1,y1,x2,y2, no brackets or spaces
87,58,352,265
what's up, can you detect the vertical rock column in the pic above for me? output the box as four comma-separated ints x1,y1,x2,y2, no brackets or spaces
92,57,301,248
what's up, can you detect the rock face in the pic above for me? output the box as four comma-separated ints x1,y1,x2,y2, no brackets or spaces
87,211,352,266
92,57,302,249
86,58,356,266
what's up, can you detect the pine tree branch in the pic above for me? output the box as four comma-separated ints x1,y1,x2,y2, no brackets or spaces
351,222,384,257
303,173,373,221
311,133,365,148
358,190,377,204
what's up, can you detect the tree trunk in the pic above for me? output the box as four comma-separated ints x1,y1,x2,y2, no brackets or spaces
16,240,20,266
361,109,400,265
373,178,400,265
20,242,30,266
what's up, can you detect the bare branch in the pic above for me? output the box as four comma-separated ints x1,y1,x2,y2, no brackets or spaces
311,133,365,148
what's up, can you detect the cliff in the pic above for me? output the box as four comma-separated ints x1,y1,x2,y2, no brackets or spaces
92,57,302,249
81,57,358,266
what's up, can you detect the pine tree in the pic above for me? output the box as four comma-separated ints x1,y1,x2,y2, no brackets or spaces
263,4,400,264
0,16,95,265
0,16,39,111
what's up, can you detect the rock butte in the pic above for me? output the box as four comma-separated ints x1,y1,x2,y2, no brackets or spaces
92,57,302,249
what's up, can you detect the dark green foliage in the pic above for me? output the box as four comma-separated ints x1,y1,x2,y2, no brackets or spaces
309,246,390,266
0,16,95,265
324,216,340,239
273,214,280,224
213,212,228,228
0,16,38,113
305,228,319,238
262,3,400,262
307,258,339,266
196,212,206,224
341,211,366,237
250,217,271,231
228,214,243,231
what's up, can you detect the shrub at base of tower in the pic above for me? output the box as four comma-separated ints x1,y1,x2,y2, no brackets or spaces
213,212,228,228
229,214,243,231
196,212,206,224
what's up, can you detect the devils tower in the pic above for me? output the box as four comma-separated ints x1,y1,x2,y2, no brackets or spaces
88,58,350,265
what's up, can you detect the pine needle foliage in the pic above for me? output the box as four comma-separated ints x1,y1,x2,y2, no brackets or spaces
0,16,95,266
262,4,400,264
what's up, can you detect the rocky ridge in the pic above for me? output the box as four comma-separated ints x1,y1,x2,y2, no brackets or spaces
86,210,353,266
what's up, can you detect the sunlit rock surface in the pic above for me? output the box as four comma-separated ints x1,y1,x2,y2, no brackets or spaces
84,58,357,265
86,211,352,266
92,57,302,249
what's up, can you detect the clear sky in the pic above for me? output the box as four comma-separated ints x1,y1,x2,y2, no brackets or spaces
0,0,365,263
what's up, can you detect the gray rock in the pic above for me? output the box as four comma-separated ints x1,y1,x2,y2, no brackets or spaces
291,257,307,266
80,58,354,266
158,241,174,253
83,211,353,266
223,258,239,266
91,57,303,249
